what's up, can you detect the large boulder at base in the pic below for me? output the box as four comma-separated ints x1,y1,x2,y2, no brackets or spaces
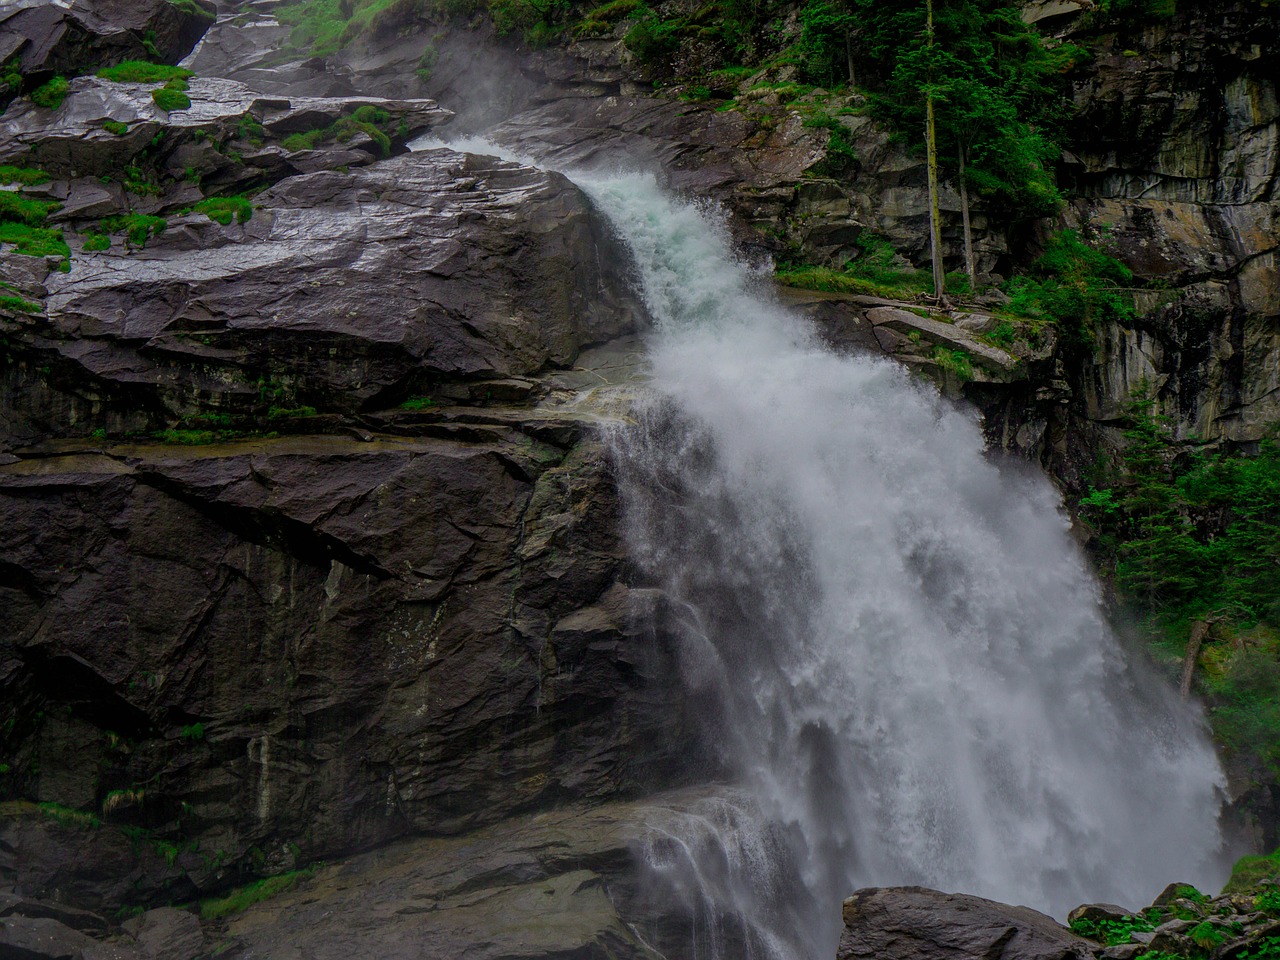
838,887,1093,960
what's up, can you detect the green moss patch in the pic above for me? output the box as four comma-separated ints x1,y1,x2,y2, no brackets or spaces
0,192,60,226
102,119,130,136
101,214,166,248
97,61,194,84
30,76,69,110
198,867,317,920
0,166,51,186
0,223,71,265
282,105,395,156
193,196,253,225
152,86,191,111
0,294,41,314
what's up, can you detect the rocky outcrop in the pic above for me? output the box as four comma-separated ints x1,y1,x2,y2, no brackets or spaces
1,126,674,913
3,147,637,443
1047,1,1280,449
0,3,686,929
0,0,214,95
838,887,1092,960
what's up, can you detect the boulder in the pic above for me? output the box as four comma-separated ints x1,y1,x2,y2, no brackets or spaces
838,887,1093,960
0,0,214,85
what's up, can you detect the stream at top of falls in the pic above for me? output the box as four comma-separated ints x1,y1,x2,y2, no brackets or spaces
412,136,1231,959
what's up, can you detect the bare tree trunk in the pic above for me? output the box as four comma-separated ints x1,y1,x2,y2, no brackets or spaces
925,0,945,302
1179,619,1211,698
958,141,976,293
846,32,856,88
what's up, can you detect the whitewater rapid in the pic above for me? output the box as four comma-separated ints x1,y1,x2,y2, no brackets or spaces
411,136,1230,958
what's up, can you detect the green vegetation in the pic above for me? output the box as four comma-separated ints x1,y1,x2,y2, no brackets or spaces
274,0,479,57
1233,939,1280,960
30,76,69,110
101,213,166,248
282,105,395,156
194,196,254,225
0,192,60,226
97,61,194,84
804,111,857,176
38,802,101,829
180,722,205,740
931,345,973,381
156,428,217,445
1004,229,1134,346
0,224,71,266
102,119,130,136
167,0,217,19
0,165,50,186
267,404,318,418
1080,389,1280,782
400,395,436,411
152,85,192,112
236,113,266,146
1226,852,1280,894
0,182,69,269
1070,914,1155,946
0,295,41,314
776,232,971,301
198,867,318,920
83,232,111,251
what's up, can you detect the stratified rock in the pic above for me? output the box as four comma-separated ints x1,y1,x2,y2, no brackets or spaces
0,0,214,83
0,75,451,181
838,887,1092,960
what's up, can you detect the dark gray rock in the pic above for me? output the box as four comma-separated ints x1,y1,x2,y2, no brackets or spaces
0,0,214,88
0,75,452,180
0,915,96,960
838,887,1093,960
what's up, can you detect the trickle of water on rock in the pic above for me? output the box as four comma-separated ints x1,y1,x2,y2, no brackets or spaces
411,136,1230,960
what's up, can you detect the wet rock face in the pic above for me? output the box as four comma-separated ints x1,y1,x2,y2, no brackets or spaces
0,426,680,910
1051,1,1280,447
1,146,641,446
0,2,671,918
0,0,214,88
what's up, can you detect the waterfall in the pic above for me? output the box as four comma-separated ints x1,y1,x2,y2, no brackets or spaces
412,139,1229,958
581,172,1229,955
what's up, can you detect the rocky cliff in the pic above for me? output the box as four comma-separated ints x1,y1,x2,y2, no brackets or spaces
2,0,1279,957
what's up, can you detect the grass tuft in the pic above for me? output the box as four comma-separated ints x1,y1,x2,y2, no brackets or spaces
198,867,317,920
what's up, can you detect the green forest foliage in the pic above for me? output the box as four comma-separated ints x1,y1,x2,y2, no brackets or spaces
1004,229,1135,346
1081,389,1280,779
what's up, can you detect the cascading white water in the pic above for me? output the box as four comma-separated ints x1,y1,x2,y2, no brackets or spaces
574,173,1230,954
410,137,1231,958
